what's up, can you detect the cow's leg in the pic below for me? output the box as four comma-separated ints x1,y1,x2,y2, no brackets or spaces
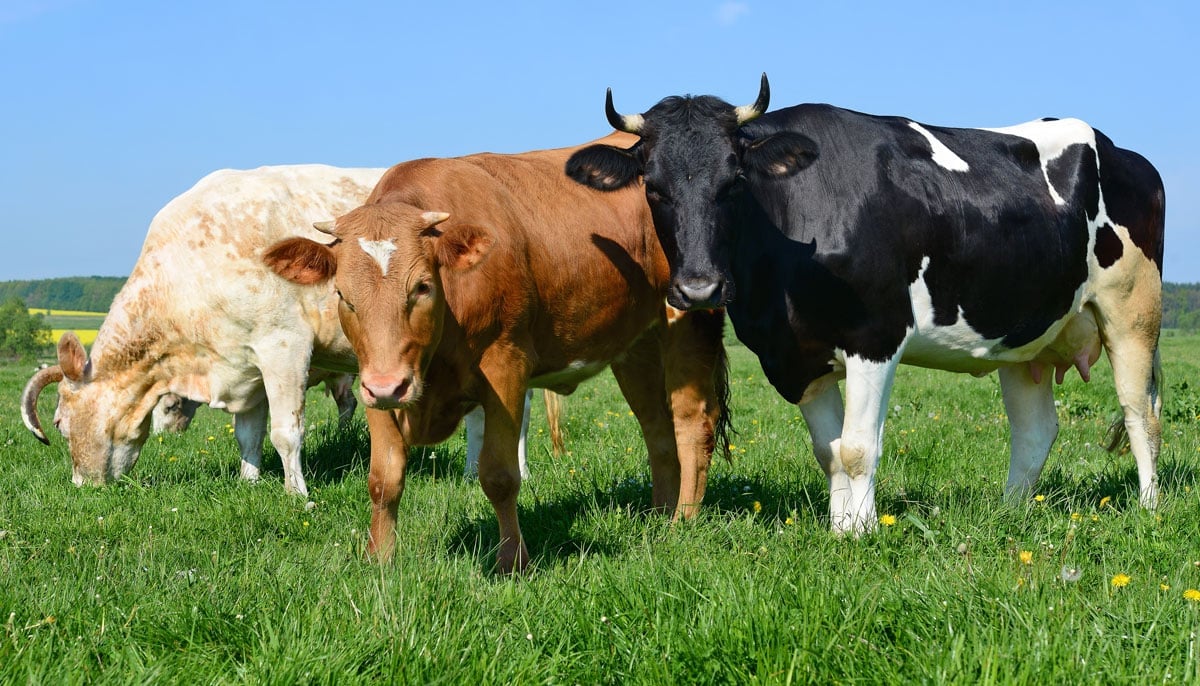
610,334,679,514
798,382,846,521
1099,330,1162,508
326,374,357,428
660,309,727,520
998,364,1058,499
365,407,409,561
477,353,531,574
463,390,531,480
1093,267,1163,508
261,367,310,496
831,353,902,535
233,401,269,482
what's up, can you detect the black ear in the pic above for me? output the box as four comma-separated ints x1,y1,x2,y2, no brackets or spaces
743,132,819,178
566,143,643,191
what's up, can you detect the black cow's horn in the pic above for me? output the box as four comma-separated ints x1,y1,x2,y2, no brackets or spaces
606,88,644,134
22,364,63,445
733,73,770,125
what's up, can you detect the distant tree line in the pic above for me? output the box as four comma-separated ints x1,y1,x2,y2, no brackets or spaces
0,276,126,312
1162,282,1200,332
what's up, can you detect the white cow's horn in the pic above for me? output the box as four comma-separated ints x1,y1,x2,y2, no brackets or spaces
606,88,644,134
733,73,770,125
22,364,63,445
313,220,337,235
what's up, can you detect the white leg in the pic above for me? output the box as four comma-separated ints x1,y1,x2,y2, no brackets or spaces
465,389,532,479
234,401,269,482
998,364,1058,498
517,388,532,480
1106,344,1162,508
261,371,309,497
798,382,846,518
464,406,484,478
830,352,902,535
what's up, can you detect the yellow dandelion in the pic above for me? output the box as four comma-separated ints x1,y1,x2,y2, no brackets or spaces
1070,512,1081,522
1034,494,1046,502
752,501,762,514
1160,583,1171,591
206,435,215,442
1111,573,1132,588
1091,514,1100,522
1019,550,1033,565
302,521,309,527
1099,496,1112,508
1183,589,1200,602
879,514,897,527
785,517,794,526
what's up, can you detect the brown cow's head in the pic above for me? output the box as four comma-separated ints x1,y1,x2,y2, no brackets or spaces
21,333,160,485
265,202,489,410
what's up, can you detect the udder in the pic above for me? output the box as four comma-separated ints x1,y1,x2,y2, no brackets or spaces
1027,307,1103,385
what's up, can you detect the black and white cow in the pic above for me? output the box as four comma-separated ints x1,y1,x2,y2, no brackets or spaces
567,74,1165,533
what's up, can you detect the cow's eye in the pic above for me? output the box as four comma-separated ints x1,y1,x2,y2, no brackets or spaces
717,176,744,201
413,281,432,298
645,184,673,205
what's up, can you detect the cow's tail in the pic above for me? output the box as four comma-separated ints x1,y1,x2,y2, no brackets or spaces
1103,347,1164,452
543,389,565,457
712,313,734,462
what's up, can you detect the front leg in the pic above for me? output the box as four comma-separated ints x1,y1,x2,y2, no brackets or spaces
233,401,269,482
476,353,532,574
365,407,409,561
829,352,902,535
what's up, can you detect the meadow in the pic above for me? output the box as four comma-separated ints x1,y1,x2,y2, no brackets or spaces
1,333,1198,684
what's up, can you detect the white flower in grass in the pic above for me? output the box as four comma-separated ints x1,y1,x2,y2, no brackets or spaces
1060,566,1082,583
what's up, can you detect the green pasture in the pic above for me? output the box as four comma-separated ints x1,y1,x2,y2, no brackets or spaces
1,334,1198,683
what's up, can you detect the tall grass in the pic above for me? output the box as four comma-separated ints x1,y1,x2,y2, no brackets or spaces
1,335,1198,683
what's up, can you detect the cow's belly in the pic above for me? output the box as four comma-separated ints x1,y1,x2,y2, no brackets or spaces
902,302,1102,380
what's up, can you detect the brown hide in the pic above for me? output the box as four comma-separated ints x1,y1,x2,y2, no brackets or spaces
267,133,728,574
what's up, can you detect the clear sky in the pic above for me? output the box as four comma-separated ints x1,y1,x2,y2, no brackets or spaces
2,1,1197,282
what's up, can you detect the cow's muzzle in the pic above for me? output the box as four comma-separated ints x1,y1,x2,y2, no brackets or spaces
669,275,729,310
360,373,418,409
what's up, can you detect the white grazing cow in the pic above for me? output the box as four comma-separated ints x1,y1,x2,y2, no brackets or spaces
22,165,536,494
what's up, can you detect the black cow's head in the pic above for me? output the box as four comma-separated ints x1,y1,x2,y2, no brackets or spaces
566,74,818,310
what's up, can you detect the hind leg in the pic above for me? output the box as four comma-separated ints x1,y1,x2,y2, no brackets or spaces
1102,334,1162,508
1094,267,1163,508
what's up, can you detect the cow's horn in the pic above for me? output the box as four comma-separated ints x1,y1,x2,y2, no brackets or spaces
420,211,450,227
21,364,63,445
313,220,337,235
733,73,770,125
606,88,644,134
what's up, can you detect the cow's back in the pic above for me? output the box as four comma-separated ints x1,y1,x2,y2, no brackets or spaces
369,134,664,378
94,165,385,373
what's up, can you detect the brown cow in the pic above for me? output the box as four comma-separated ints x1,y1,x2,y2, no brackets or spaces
264,133,729,573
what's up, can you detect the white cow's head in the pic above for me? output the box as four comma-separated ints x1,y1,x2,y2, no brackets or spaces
21,333,159,485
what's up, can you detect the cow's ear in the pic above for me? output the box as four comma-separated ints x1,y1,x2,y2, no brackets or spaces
435,223,494,271
743,132,819,178
58,332,90,383
263,238,337,285
566,143,643,191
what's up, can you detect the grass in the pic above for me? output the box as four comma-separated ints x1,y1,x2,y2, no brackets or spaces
1,334,1198,683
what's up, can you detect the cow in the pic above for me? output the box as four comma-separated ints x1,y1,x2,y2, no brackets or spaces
263,132,730,573
20,165,386,496
566,75,1165,534
20,165,550,493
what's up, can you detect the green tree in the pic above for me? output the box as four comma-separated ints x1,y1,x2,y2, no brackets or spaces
0,296,52,360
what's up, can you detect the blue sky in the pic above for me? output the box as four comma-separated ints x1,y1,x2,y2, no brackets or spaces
2,1,1197,282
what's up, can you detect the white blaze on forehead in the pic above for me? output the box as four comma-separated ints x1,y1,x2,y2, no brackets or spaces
358,237,398,276
982,118,1096,207
908,122,969,172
